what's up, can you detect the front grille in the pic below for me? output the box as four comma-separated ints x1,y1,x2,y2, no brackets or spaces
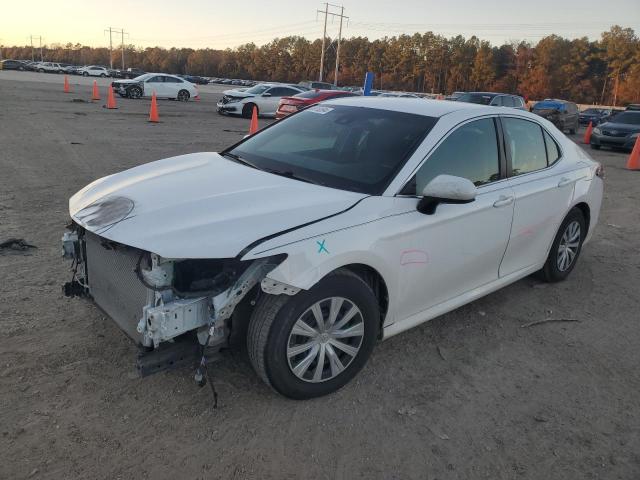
602,130,628,138
85,232,150,343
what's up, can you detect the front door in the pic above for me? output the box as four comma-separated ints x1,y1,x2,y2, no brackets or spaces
145,76,167,97
393,117,515,322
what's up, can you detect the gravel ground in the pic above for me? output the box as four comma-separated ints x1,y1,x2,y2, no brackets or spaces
1,71,639,480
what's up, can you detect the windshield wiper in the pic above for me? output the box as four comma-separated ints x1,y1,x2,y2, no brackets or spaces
264,168,325,186
221,152,261,170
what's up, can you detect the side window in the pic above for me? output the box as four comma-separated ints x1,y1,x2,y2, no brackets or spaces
543,130,561,165
412,118,500,193
503,96,515,107
165,77,182,83
147,76,164,83
491,96,504,106
503,118,547,175
268,87,296,97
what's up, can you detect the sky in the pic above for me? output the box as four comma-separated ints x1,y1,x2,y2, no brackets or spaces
2,0,640,49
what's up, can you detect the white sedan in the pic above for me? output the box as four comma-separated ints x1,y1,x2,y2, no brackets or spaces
78,65,109,77
217,83,306,117
62,98,603,399
111,73,198,101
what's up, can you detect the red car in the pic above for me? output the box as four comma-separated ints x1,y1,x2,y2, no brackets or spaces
276,89,358,119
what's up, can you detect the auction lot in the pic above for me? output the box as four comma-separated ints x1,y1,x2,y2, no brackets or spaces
1,71,639,479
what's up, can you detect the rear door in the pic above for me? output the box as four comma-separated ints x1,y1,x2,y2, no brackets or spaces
498,117,576,276
145,76,167,97
163,76,183,98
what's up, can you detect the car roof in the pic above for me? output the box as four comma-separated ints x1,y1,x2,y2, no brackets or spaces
323,96,507,117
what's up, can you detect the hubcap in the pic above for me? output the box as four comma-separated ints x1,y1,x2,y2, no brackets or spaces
287,297,364,383
557,220,581,272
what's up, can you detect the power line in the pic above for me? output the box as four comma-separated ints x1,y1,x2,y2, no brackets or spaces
105,27,128,69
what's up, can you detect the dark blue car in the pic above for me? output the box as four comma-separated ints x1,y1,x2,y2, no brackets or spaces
579,107,613,126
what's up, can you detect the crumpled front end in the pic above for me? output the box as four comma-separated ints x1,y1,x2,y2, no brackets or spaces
62,223,295,374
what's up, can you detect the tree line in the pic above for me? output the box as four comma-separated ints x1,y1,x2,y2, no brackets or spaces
4,25,639,105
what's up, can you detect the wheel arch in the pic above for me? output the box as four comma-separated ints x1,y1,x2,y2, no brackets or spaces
573,201,590,232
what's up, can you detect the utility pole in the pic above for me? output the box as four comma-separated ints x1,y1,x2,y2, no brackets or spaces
334,5,346,86
318,3,328,82
30,35,43,61
316,3,348,84
105,27,128,70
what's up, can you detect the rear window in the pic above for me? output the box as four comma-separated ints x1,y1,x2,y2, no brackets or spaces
227,105,438,194
295,91,323,99
457,93,495,105
533,101,565,111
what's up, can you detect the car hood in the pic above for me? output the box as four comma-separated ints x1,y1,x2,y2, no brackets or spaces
69,152,365,259
598,121,640,133
223,89,253,98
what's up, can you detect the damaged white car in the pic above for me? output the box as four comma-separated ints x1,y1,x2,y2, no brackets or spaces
62,98,603,399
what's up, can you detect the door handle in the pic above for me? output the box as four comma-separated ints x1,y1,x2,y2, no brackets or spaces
557,177,573,187
493,195,514,208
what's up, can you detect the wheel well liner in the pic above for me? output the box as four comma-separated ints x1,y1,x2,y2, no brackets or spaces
335,263,389,335
574,202,590,231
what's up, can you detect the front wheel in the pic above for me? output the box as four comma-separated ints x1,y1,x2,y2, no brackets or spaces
38,68,44,73
539,208,586,282
247,269,379,399
177,89,190,102
83,72,88,77
128,86,142,99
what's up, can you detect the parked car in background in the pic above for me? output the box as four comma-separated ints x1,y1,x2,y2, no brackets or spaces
625,104,640,111
590,111,640,151
217,83,306,118
112,73,198,101
445,91,465,101
37,62,66,73
299,80,336,90
378,92,420,98
275,89,358,119
180,74,209,85
122,67,146,79
579,107,612,126
78,65,109,77
456,92,526,110
0,59,27,70
531,99,579,134
62,97,603,399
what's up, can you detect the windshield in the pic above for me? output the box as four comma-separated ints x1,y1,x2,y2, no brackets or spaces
245,84,271,95
226,105,438,194
610,112,640,125
457,93,495,105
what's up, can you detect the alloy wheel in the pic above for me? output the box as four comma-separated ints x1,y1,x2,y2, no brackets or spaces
557,220,581,271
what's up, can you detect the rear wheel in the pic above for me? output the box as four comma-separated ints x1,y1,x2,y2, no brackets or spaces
247,269,379,399
100,73,106,78
38,68,44,73
539,208,586,282
177,89,190,102
242,103,257,119
83,71,88,77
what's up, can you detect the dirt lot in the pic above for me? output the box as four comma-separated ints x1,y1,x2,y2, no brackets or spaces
1,71,639,480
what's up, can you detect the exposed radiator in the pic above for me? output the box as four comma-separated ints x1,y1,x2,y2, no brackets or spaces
85,231,150,343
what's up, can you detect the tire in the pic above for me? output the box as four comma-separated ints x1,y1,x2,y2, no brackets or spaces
177,89,190,102
539,208,586,282
38,68,44,73
242,103,257,119
590,144,601,150
100,73,106,78
128,86,142,99
247,269,380,399
83,72,88,77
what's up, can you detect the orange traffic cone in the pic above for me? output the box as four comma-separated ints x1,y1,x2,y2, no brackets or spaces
194,85,200,102
105,84,117,109
583,121,593,144
626,135,640,170
91,80,100,101
63,75,70,93
249,106,258,134
149,91,159,123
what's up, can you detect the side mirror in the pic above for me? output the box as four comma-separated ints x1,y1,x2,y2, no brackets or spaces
417,175,476,215
262,92,271,97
